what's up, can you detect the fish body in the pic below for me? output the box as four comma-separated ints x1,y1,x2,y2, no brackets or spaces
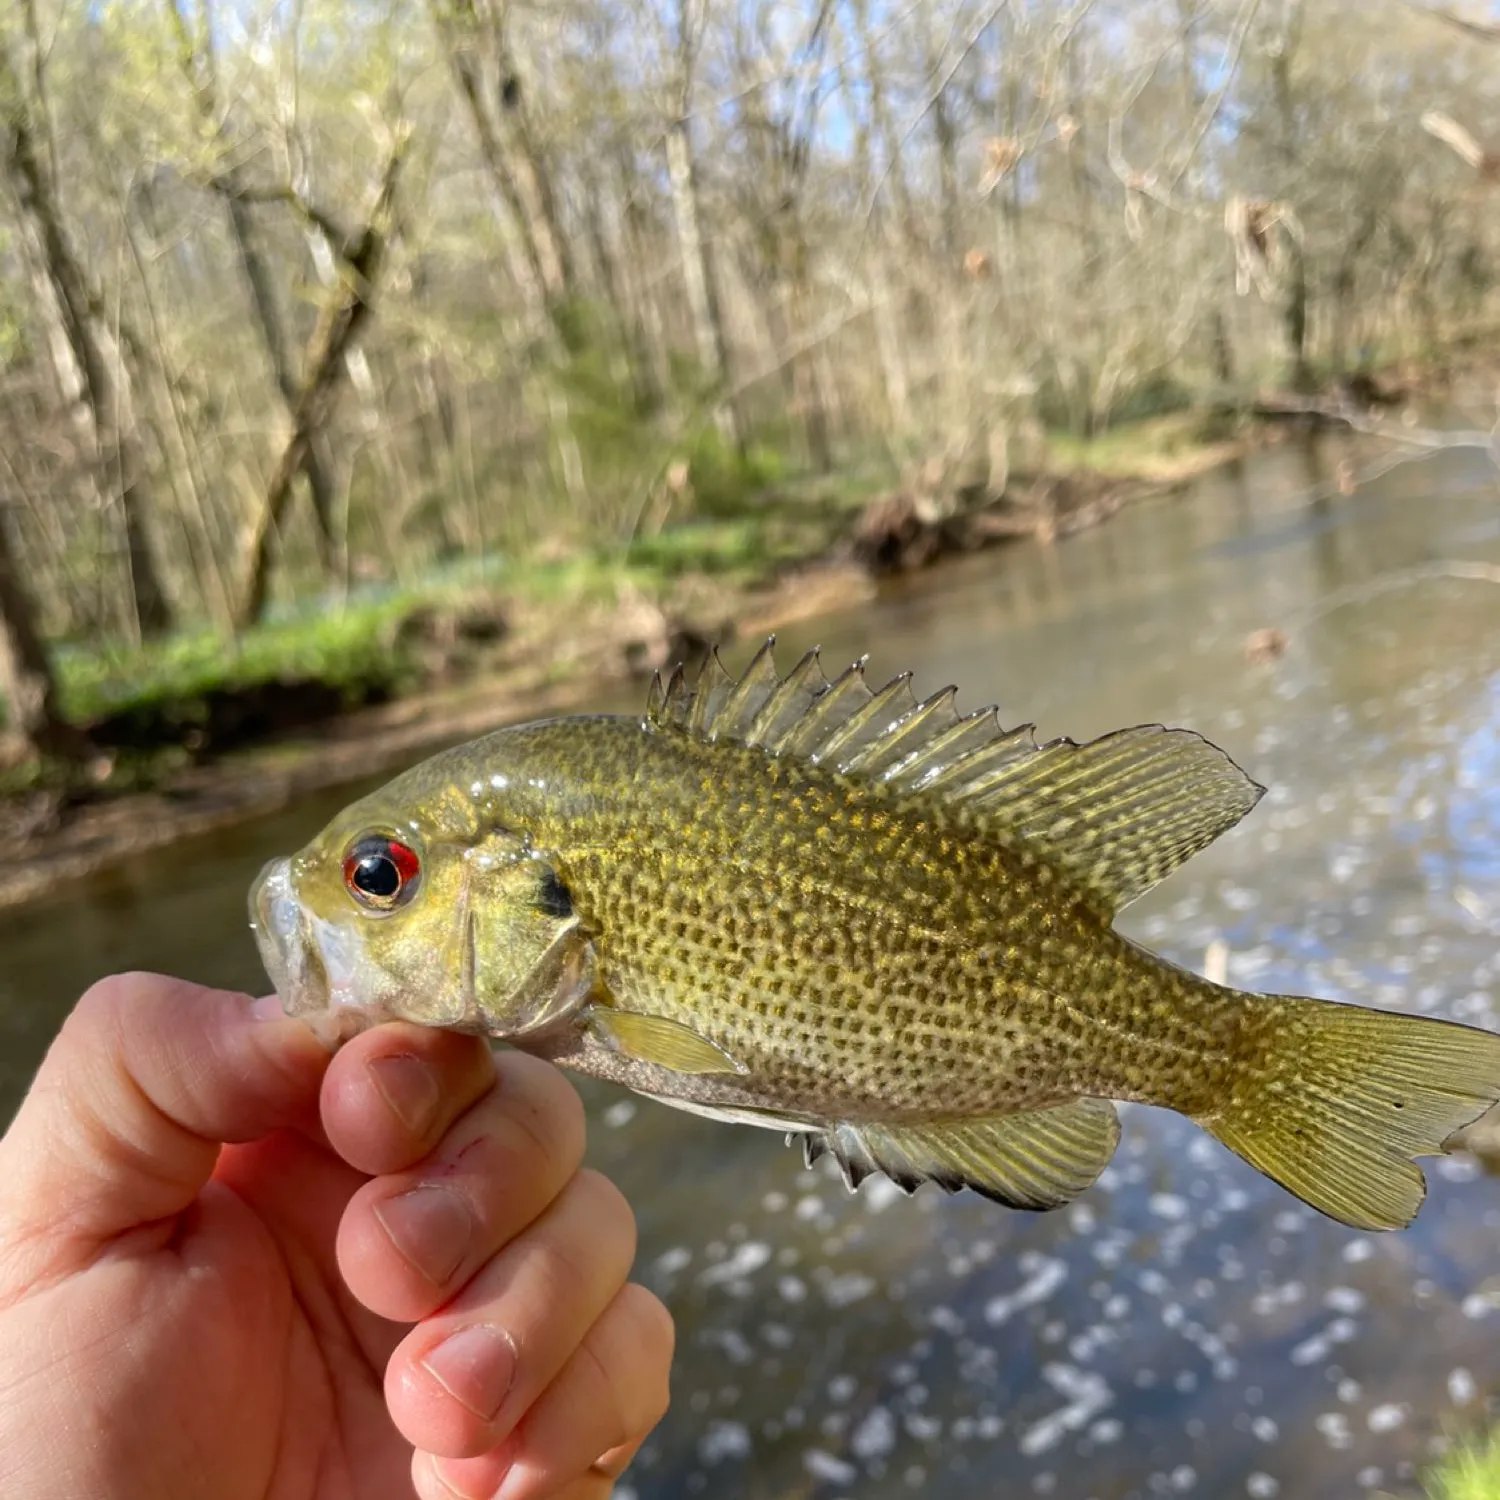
251,641,1500,1230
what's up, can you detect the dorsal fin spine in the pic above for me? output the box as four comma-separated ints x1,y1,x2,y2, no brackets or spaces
654,637,1263,915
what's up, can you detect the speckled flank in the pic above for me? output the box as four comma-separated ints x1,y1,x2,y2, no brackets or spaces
430,713,1240,1121
262,644,1500,1225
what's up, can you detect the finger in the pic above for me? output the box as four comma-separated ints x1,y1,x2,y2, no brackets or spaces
338,1050,586,1323
413,1450,627,1500
413,1449,639,1500
321,1022,497,1176
413,1440,645,1500
426,1284,672,1500
386,1169,637,1460
587,1437,648,1485
0,972,329,1290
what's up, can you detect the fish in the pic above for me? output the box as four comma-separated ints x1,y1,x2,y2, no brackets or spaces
250,638,1500,1231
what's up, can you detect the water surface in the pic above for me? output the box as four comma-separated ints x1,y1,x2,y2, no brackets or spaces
4,429,1500,1499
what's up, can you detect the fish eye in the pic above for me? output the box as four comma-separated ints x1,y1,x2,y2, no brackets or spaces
342,834,422,914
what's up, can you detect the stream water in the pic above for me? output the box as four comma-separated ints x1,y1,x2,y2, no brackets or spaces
4,426,1500,1499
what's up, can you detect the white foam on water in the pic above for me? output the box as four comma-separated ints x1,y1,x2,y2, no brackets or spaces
697,1241,771,1287
985,1255,1068,1327
1019,1363,1113,1457
803,1449,857,1485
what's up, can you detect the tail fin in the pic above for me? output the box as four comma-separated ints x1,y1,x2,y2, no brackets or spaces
1195,997,1500,1231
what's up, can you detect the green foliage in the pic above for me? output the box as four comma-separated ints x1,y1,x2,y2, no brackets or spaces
1423,1427,1500,1500
683,428,787,518
53,590,431,727
1042,410,1237,479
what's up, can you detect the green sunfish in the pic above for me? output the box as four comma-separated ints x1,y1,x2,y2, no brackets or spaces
250,640,1500,1231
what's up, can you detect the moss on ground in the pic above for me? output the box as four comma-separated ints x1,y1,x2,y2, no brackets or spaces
1422,1427,1500,1500
2,405,1241,782
1042,408,1250,480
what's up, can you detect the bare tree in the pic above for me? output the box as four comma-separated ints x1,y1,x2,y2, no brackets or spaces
0,0,1497,673
0,28,173,636
165,0,340,571
666,0,744,448
0,498,90,762
237,132,408,625
429,0,575,334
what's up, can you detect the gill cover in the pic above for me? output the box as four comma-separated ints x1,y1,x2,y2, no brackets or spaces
458,837,598,1038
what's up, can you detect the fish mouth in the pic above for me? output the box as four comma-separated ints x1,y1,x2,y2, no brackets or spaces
250,857,329,1018
250,857,398,1044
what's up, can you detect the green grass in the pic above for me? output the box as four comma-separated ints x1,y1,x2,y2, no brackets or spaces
54,590,431,726
0,411,1181,773
2,497,845,761
1043,409,1247,479
1423,1428,1500,1500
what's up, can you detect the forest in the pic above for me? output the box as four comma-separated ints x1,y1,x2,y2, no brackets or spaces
2,0,1499,764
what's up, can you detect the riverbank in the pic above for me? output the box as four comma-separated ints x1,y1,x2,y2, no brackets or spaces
0,395,1384,910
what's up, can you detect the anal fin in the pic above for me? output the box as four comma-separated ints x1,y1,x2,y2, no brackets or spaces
587,1007,745,1075
804,1098,1121,1210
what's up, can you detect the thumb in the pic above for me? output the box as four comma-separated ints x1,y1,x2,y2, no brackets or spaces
0,971,330,1291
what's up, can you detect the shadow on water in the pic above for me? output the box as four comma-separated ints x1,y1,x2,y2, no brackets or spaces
3,430,1500,1499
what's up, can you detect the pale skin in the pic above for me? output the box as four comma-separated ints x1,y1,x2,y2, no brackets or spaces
0,972,674,1500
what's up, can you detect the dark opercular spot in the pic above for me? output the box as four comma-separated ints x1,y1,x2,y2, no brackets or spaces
535,866,574,920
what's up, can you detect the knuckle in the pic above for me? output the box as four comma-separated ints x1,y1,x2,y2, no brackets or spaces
69,974,131,1035
525,1171,635,1304
572,1170,637,1264
493,1055,587,1183
589,1289,672,1438
615,1284,674,1423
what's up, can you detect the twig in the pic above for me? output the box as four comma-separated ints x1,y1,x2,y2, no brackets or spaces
1403,1,1500,43
856,0,1012,234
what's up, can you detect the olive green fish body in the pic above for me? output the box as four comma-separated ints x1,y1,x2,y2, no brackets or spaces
479,718,1227,1123
252,641,1500,1231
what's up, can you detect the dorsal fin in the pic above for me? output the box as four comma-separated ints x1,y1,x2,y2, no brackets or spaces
646,638,1265,914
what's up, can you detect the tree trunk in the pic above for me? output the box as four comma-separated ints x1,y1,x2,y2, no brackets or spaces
429,0,574,333
853,0,920,248
614,145,674,409
932,86,962,265
1,44,174,637
166,0,339,570
237,141,406,627
0,504,91,762
666,117,744,451
1268,14,1314,392
582,168,663,414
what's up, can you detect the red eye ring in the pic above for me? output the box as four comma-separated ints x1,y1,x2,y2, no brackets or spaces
342,834,422,913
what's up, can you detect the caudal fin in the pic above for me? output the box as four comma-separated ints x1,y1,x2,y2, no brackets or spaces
1196,997,1500,1231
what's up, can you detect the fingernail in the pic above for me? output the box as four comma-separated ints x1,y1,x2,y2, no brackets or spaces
367,1052,439,1133
251,994,288,1021
373,1185,472,1285
420,1323,517,1422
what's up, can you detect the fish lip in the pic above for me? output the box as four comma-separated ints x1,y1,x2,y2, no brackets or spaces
250,856,328,1017
250,856,396,1036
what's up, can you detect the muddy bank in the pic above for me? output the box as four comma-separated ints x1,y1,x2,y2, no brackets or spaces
0,563,877,910
0,414,1291,911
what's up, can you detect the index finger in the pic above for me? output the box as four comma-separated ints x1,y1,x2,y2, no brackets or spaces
0,972,330,1291
321,1022,498,1176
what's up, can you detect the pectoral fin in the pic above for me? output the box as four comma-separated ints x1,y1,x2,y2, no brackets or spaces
587,1007,745,1075
804,1098,1121,1210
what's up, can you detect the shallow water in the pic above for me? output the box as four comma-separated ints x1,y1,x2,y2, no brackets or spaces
5,427,1500,1498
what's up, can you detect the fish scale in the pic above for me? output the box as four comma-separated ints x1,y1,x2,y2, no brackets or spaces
251,639,1500,1229
526,724,1131,1116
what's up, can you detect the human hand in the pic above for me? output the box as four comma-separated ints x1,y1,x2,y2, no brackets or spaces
0,972,672,1499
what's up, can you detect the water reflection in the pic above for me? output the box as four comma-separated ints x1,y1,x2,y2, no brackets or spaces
2,430,1499,1498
